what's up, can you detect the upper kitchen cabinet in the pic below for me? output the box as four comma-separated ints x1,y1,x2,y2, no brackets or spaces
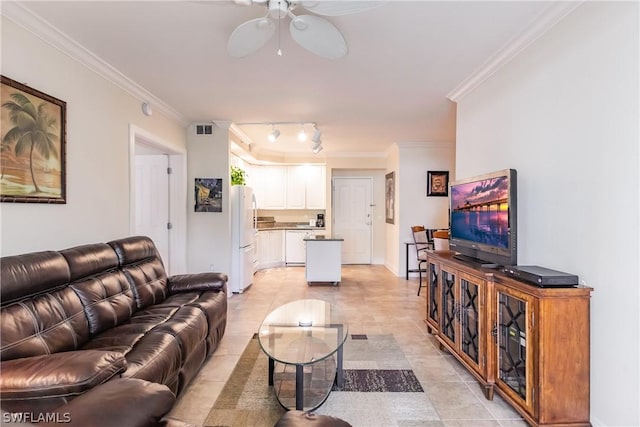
254,164,326,210
254,165,287,209
286,166,306,209
286,165,326,209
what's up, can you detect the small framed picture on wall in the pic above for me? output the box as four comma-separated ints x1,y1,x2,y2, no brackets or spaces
385,171,395,224
427,171,449,197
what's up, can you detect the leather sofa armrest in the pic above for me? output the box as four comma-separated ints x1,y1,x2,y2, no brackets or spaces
0,350,126,405
168,272,227,294
39,378,175,427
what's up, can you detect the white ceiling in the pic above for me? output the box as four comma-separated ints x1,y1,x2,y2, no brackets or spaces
13,0,556,158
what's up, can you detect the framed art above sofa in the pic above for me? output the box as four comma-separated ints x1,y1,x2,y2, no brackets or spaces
1,75,66,203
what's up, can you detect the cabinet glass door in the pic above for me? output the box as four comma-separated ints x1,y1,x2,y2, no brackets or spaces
498,291,527,399
441,269,456,343
460,277,479,364
427,262,439,325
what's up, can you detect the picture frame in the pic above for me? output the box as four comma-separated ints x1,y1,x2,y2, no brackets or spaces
385,171,395,224
427,171,449,197
1,75,67,203
195,178,223,212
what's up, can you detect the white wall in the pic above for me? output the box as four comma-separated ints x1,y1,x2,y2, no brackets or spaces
397,142,456,277
455,3,639,425
186,123,232,276
0,17,186,255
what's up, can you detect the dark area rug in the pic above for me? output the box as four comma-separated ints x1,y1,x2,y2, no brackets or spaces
333,369,423,392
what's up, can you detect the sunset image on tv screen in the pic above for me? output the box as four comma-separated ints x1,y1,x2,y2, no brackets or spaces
451,176,509,248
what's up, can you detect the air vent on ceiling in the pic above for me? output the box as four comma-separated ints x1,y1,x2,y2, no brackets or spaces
195,124,213,136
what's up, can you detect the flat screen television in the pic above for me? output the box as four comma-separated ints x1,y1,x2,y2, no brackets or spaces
449,169,517,268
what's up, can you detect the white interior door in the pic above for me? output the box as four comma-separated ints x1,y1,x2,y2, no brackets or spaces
333,177,372,264
135,154,170,268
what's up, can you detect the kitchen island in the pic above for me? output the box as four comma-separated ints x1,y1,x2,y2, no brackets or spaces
304,234,344,285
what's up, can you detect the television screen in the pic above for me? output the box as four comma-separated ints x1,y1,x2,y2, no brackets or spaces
449,169,517,267
450,176,509,248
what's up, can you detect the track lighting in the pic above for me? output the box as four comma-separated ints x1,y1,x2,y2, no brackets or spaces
268,127,280,142
235,121,323,153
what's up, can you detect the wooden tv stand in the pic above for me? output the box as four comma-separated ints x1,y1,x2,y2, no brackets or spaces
424,251,593,427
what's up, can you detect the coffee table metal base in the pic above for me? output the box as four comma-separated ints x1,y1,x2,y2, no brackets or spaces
268,342,344,411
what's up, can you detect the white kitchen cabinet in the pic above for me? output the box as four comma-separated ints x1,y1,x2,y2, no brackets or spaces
285,230,308,264
286,166,307,209
256,166,287,209
285,165,326,209
257,230,284,269
305,165,326,209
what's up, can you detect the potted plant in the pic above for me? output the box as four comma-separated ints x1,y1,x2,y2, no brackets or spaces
230,165,246,186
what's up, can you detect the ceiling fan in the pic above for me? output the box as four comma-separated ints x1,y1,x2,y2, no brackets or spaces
228,0,383,59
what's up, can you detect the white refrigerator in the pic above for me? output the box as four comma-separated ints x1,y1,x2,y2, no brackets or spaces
229,185,257,293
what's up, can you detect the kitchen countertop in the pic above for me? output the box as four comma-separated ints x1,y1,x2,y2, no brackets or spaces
257,226,325,231
303,235,344,241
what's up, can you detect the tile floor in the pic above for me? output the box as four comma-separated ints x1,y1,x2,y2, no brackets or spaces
169,265,527,427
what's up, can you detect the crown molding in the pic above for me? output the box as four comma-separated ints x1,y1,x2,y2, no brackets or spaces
1,2,188,127
324,151,387,159
396,141,454,150
447,1,583,102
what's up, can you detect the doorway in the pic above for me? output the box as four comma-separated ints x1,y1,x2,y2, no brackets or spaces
129,125,186,274
332,177,373,264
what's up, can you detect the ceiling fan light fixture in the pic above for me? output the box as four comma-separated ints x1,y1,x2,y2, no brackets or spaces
269,0,289,19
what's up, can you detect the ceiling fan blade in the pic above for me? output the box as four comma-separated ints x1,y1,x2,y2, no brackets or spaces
299,1,384,16
228,17,276,58
289,15,347,59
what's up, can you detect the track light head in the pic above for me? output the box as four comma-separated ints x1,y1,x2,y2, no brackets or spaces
312,145,323,154
312,129,322,144
297,127,307,142
268,128,280,143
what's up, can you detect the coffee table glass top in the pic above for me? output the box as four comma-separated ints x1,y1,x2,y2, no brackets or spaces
258,299,348,365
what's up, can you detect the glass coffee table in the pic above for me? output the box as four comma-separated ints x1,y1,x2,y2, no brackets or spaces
258,299,348,411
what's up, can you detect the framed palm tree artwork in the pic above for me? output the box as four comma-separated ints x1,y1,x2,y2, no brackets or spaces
1,75,66,203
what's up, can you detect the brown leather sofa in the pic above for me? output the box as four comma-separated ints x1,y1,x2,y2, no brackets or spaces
0,236,228,420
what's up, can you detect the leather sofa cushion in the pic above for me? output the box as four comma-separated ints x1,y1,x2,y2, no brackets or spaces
119,332,182,386
108,236,159,266
69,269,136,335
0,350,126,406
184,291,227,354
122,258,169,310
0,251,70,306
150,306,208,359
40,378,176,427
109,236,170,310
0,288,89,361
60,243,119,282
84,326,182,387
